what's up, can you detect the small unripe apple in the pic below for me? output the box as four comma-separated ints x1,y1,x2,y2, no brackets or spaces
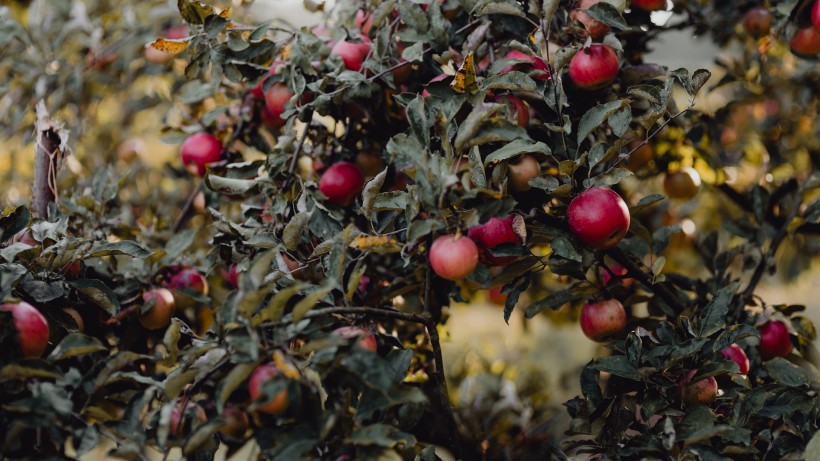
758,320,792,360
742,7,772,38
180,133,223,176
569,44,619,90
508,155,542,192
169,402,207,436
0,302,49,358
331,36,372,72
679,369,718,406
355,152,386,179
429,234,479,281
218,406,250,440
319,162,365,206
139,288,176,330
333,326,377,352
567,187,630,249
500,50,551,81
248,363,289,415
790,27,820,56
631,0,666,12
579,299,626,342
494,94,529,128
663,167,701,200
468,215,523,266
625,141,653,171
571,0,611,40
263,83,294,129
720,343,750,375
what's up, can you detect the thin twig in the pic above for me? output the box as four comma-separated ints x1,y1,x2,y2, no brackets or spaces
606,247,688,313
282,116,313,190
261,306,427,328
171,184,200,233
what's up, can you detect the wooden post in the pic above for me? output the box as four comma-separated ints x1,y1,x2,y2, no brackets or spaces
32,101,68,219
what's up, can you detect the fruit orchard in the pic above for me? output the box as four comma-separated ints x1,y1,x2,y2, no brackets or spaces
1,0,820,459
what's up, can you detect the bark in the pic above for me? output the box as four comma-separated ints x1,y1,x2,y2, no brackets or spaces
33,101,69,219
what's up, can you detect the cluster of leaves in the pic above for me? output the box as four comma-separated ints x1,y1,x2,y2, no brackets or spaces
1,0,820,460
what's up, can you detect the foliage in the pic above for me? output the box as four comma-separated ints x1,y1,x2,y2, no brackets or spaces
1,0,820,459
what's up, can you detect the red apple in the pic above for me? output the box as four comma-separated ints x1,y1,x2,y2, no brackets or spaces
333,326,378,352
790,27,820,55
625,140,653,171
355,10,374,35
569,44,619,90
180,133,223,176
139,288,176,330
508,155,542,192
487,285,508,305
500,50,551,81
226,264,239,289
758,320,793,360
720,343,750,375
170,269,209,297
192,191,207,215
579,299,627,342
663,167,701,200
571,0,611,40
0,302,49,358
631,0,666,11
813,0,820,28
331,36,372,72
468,215,523,266
263,83,294,129
429,234,479,281
218,406,249,440
169,402,207,436
601,262,632,287
679,369,718,406
742,7,772,38
494,94,529,127
248,363,289,415
567,187,630,249
319,162,365,206
422,74,451,97
250,61,281,99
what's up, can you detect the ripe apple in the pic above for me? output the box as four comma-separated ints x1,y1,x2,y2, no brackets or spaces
169,402,207,436
758,320,793,360
319,162,365,206
663,167,701,200
679,369,718,406
144,25,188,65
0,302,49,358
500,50,551,81
487,285,508,305
248,363,289,415
720,343,750,375
422,74,451,97
180,133,223,176
631,0,666,11
263,83,294,129
169,269,209,297
429,234,479,281
567,187,630,249
508,154,542,192
355,9,374,35
139,288,176,330
226,264,239,289
813,0,820,28
600,262,632,287
571,0,611,40
742,7,772,38
569,44,619,90
468,215,523,266
625,140,653,171
790,27,820,55
494,94,529,128
579,299,626,342
218,406,249,440
250,61,281,99
333,326,378,352
331,36,372,72
355,151,386,179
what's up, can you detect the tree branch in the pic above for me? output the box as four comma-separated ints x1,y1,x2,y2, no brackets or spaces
33,101,67,220
261,306,427,328
606,247,688,313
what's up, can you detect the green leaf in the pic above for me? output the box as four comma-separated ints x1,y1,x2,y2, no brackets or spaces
551,236,582,262
484,140,551,166
283,211,311,251
0,206,30,243
525,289,579,318
584,167,632,188
69,279,121,315
361,169,389,219
292,283,334,322
252,282,306,326
0,363,62,380
764,357,809,387
164,228,198,259
48,333,106,360
695,284,736,338
590,355,641,381
205,174,261,196
89,241,152,259
479,71,538,94
585,3,629,29
528,175,560,192
216,363,256,412
476,0,526,17
577,100,626,145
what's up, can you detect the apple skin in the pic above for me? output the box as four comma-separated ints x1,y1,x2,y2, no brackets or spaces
571,0,611,40
569,44,619,91
330,36,372,72
218,406,250,440
487,285,508,305
790,27,820,56
721,343,750,375
226,264,240,289
333,326,378,352
429,234,479,281
0,302,49,358
139,288,176,330
169,402,207,436
625,141,653,171
679,369,718,406
567,187,631,249
468,216,523,266
180,133,223,176
263,83,294,129
494,94,529,128
319,162,365,207
248,363,289,415
813,0,820,28
631,0,666,12
355,9,374,35
742,7,772,38
170,269,209,296
663,167,701,200
500,50,551,81
601,262,632,288
250,61,281,99
758,320,793,360
579,299,627,342
508,155,542,192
